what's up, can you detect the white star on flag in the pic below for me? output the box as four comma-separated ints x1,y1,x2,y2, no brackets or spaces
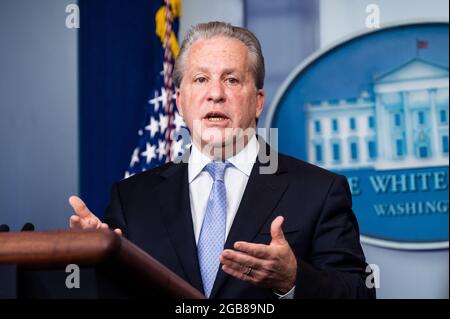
159,114,169,133
157,140,167,160
145,116,159,138
130,147,140,166
173,112,185,133
160,87,168,108
149,90,162,112
141,143,156,164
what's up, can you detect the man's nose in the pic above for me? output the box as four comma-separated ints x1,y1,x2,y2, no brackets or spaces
206,80,226,103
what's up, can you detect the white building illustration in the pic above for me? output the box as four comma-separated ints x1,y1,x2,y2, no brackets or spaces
305,58,449,170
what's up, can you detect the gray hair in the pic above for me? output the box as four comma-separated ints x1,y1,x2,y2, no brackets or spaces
173,21,265,90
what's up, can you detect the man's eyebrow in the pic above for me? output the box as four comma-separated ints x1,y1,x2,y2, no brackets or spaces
222,69,239,75
190,67,243,77
191,66,209,73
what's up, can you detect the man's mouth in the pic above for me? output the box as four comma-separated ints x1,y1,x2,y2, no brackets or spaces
204,112,229,122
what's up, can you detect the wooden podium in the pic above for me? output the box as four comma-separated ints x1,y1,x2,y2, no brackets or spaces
0,230,204,299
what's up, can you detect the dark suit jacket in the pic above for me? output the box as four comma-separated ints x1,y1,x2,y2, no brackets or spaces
104,142,376,299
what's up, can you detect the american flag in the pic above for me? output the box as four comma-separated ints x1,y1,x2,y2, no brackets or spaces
125,0,188,179
417,39,428,49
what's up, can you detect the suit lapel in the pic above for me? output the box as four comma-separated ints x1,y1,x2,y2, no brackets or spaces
210,151,289,298
155,163,204,293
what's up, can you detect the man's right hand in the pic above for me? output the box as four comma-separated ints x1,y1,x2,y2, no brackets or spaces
68,196,122,235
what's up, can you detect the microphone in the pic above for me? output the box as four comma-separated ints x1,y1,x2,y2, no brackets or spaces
21,222,35,231
0,224,10,232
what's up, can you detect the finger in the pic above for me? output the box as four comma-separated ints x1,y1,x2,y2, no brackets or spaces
69,215,82,229
233,241,271,259
221,257,248,274
221,259,266,280
270,216,286,244
222,265,258,284
114,228,123,236
100,223,109,230
70,214,100,230
221,249,264,270
69,196,93,218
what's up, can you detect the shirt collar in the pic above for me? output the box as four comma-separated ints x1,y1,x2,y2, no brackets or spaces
188,134,259,183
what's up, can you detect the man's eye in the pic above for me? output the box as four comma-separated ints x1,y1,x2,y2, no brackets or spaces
226,78,239,84
194,77,207,83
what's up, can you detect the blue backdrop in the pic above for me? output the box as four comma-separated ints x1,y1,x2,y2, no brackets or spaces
79,0,164,217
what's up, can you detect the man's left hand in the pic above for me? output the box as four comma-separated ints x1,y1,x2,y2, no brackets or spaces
219,216,297,294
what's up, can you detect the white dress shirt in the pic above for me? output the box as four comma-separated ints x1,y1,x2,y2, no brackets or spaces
187,135,295,299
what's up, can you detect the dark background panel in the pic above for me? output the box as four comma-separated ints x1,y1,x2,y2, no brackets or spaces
79,0,164,217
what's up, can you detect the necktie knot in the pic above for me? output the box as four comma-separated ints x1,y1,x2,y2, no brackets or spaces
205,161,230,182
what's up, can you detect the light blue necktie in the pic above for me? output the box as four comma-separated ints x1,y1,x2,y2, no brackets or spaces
197,161,230,298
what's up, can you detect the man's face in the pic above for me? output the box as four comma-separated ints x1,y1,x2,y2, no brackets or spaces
176,36,264,151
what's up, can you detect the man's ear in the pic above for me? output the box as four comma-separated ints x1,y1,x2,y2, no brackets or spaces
255,89,265,119
175,89,184,117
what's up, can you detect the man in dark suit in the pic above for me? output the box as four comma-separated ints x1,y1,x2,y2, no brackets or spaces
69,21,375,299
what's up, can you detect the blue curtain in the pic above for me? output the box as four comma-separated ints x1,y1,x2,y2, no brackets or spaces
78,0,164,217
